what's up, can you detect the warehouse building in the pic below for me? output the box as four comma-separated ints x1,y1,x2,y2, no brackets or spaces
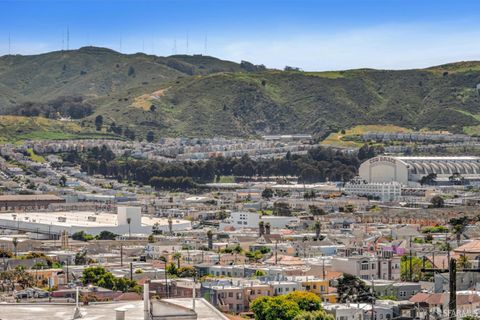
359,156,480,186
0,194,65,211
0,206,191,237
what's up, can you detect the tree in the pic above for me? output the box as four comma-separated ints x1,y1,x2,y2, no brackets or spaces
449,172,464,185
336,274,371,303
94,115,103,131
12,237,18,257
173,252,182,269
430,195,445,208
166,262,178,276
400,256,432,282
96,230,118,240
251,292,323,320
314,220,322,241
420,173,437,186
207,230,213,250
286,291,321,312
59,175,67,187
251,295,301,320
75,250,89,265
259,221,265,237
148,234,155,243
262,188,274,200
458,254,471,269
309,205,326,217
265,222,271,235
72,231,94,242
177,266,196,278
146,131,155,143
13,266,35,289
255,270,267,277
294,310,334,320
0,249,12,258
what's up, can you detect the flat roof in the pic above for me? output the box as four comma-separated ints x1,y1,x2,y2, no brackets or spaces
0,301,144,320
0,194,64,201
395,156,480,160
0,211,189,228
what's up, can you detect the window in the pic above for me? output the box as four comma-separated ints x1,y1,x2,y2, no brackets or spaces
228,292,233,298
361,262,369,270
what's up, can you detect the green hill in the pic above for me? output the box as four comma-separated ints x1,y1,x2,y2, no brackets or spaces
1,47,480,140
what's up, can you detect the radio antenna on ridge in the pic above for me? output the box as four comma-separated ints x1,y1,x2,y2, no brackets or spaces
186,32,189,54
67,26,70,50
8,33,11,55
204,34,207,55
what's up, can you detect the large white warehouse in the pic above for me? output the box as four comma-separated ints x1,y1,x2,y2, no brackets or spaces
0,206,191,236
359,156,480,185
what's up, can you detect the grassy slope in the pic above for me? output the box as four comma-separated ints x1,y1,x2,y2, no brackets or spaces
1,48,480,139
321,125,413,147
117,67,480,138
0,115,116,143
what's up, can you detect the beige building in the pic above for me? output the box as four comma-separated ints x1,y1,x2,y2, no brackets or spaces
359,156,480,186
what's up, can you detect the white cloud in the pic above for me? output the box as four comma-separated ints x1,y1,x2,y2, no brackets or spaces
2,22,480,71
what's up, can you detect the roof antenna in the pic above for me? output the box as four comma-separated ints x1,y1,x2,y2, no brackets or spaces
204,33,207,55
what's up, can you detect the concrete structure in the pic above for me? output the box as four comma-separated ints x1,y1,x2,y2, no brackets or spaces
331,255,401,280
359,156,480,186
0,194,65,211
0,206,191,236
344,177,402,202
219,211,298,230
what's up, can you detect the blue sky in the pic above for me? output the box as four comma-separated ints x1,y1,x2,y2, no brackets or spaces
1,0,480,70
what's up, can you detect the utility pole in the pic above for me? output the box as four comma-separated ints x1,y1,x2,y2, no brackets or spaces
448,258,456,320
130,262,133,281
371,277,375,320
120,244,123,267
422,256,458,320
409,236,413,281
275,240,278,265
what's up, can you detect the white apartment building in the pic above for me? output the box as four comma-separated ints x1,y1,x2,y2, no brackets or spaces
344,177,401,202
331,255,401,281
220,212,260,230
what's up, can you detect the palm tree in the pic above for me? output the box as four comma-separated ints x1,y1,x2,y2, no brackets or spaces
168,217,173,236
458,254,471,269
258,221,265,237
12,237,18,257
159,255,169,298
207,230,213,250
173,252,182,269
126,218,132,237
265,222,271,235
315,220,322,241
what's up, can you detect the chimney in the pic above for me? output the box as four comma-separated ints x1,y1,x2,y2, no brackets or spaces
144,280,150,320
116,308,127,320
